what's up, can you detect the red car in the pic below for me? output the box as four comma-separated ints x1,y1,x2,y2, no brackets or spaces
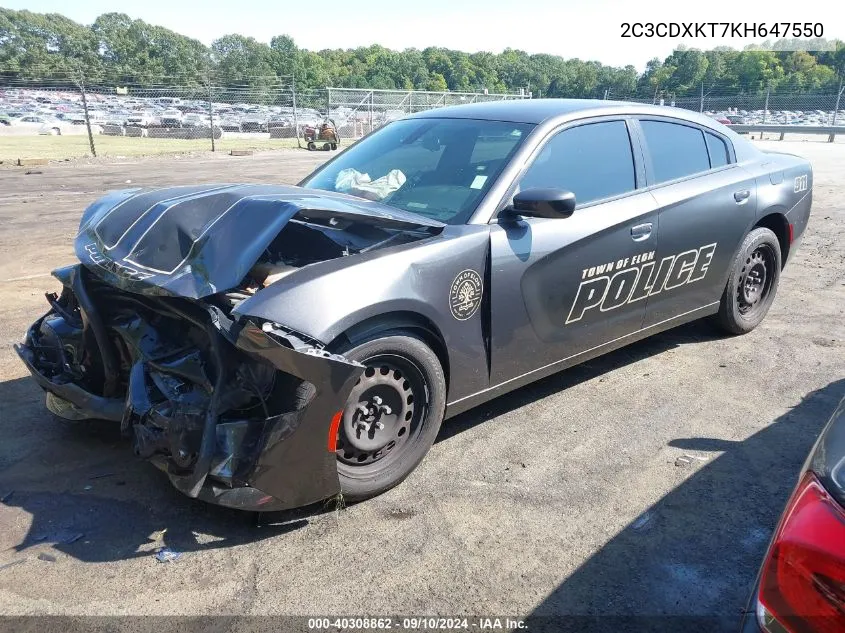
741,394,845,632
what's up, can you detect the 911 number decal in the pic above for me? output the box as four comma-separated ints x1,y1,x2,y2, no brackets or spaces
794,175,808,193
566,243,717,324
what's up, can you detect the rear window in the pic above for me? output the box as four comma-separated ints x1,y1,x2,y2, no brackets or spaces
705,131,730,168
640,120,711,184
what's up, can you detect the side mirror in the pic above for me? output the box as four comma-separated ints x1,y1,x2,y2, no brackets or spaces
503,188,576,220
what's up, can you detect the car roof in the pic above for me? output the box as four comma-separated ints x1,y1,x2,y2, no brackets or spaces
408,98,726,128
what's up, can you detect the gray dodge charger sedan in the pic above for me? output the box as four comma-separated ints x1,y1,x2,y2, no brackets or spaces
15,99,813,511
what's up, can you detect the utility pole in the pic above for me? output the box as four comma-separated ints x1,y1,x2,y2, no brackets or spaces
77,73,97,157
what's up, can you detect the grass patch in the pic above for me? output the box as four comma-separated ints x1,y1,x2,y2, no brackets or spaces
0,134,302,162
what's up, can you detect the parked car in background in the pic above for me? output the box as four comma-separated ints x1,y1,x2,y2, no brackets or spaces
125,111,157,127
740,394,845,633
159,109,183,127
182,112,209,128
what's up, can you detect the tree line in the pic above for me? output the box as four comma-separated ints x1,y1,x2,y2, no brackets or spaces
1,8,844,98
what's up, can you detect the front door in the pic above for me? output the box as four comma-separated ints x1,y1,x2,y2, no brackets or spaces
487,118,659,386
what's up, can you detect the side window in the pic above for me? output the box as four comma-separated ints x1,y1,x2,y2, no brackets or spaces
705,131,730,168
640,120,710,184
517,120,636,207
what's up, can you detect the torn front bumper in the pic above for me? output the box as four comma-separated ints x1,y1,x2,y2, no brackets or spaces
14,265,364,512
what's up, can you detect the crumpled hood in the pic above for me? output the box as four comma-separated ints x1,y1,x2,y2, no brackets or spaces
75,184,443,299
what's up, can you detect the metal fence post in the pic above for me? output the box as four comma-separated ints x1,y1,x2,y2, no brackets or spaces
77,75,97,158
700,82,704,113
763,86,770,123
829,79,843,142
292,76,300,148
369,91,373,134
207,81,215,152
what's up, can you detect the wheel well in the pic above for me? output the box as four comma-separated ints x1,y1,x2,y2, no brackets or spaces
328,312,450,383
755,213,789,268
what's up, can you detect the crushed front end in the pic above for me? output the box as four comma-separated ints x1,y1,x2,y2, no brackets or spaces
14,264,363,511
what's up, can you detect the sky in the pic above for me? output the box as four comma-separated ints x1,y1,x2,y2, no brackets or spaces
3,0,842,70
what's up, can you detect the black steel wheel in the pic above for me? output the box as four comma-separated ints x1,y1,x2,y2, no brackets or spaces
736,244,776,319
334,332,446,500
715,227,782,334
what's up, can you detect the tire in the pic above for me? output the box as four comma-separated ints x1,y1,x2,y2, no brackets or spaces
51,127,61,136
330,143,338,150
714,227,782,335
333,332,446,501
307,142,316,151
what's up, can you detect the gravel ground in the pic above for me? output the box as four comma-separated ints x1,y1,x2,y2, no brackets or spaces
0,141,842,632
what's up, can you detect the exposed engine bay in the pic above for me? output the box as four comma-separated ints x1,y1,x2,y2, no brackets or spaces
15,185,444,510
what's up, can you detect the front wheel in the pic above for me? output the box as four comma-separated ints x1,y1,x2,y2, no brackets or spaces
714,227,782,335
334,332,446,501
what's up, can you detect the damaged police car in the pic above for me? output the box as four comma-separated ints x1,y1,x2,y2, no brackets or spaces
16,100,813,511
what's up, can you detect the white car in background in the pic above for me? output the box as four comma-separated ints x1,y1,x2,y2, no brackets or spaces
5,115,67,135
159,109,183,127
125,111,157,127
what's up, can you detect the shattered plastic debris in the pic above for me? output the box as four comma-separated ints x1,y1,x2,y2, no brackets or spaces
155,548,182,563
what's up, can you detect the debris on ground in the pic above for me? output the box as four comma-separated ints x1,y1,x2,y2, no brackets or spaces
0,490,12,503
89,472,115,480
155,548,182,563
83,485,93,491
63,533,84,544
675,454,709,467
0,559,25,571
37,553,56,562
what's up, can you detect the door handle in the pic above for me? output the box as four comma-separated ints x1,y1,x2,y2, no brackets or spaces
734,190,751,203
631,223,653,242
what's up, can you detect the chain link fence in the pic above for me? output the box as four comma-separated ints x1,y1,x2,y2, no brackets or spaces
0,74,527,162
2,73,844,162
610,82,845,127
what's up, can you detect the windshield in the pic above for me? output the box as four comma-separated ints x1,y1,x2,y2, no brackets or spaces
301,118,533,225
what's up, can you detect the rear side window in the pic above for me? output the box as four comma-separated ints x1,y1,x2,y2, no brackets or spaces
705,131,730,168
518,120,636,207
640,120,710,184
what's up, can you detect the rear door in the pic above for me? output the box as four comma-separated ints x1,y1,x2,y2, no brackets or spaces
633,118,757,327
488,118,660,385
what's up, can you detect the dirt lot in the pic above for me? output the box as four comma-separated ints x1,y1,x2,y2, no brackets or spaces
0,142,843,631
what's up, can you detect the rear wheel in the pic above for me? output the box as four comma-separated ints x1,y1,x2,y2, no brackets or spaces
714,227,782,334
334,332,446,501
